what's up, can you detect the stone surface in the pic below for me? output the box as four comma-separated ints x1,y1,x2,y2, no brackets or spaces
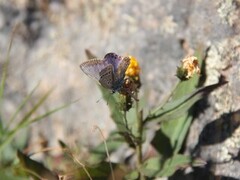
0,0,239,178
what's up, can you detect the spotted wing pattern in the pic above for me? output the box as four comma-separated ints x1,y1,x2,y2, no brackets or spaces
99,65,114,89
115,56,130,81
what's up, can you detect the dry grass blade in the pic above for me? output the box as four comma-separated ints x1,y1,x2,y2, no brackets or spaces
94,125,115,180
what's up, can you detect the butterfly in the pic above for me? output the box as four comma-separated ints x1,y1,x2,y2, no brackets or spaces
80,53,130,93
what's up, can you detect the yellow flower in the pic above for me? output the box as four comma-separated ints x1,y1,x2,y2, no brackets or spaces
119,55,141,103
125,55,140,78
177,56,200,80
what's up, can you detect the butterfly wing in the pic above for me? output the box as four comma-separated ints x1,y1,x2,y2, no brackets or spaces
103,53,121,72
99,64,114,89
80,59,108,82
80,53,129,92
115,56,130,81
103,53,130,80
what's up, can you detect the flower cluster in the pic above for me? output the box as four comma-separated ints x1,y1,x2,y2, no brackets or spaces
125,56,140,79
125,55,141,88
119,55,141,111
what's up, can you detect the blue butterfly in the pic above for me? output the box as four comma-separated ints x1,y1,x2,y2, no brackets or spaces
80,53,130,93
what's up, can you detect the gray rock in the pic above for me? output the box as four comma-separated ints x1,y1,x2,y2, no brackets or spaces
0,0,239,178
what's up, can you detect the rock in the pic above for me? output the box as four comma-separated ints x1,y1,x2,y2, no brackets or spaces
0,1,239,178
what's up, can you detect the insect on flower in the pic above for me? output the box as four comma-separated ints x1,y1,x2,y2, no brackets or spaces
80,52,130,93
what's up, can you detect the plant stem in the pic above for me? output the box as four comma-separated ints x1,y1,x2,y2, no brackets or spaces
123,109,128,130
136,112,143,165
135,93,145,180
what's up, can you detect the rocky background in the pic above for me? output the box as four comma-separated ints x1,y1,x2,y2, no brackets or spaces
0,0,239,179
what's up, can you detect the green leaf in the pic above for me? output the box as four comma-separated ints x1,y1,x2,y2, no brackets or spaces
101,88,125,130
17,150,58,180
12,129,28,151
5,82,40,131
156,156,206,177
0,89,76,153
0,169,26,180
145,80,226,123
150,81,227,154
141,157,163,177
149,51,227,158
141,154,193,178
100,86,143,149
0,89,53,153
124,170,139,180
157,154,192,177
0,143,16,166
0,129,28,165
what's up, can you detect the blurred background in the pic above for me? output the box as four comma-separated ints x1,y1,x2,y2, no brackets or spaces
0,0,240,178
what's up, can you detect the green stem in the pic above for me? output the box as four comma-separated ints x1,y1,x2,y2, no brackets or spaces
135,93,145,180
123,108,128,130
